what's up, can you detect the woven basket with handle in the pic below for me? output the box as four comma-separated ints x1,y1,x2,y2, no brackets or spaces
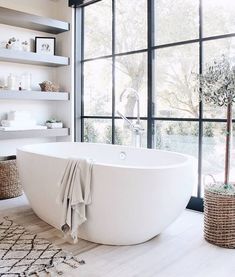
0,156,22,200
204,183,235,248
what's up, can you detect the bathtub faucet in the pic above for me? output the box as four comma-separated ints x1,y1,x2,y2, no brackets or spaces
117,88,144,148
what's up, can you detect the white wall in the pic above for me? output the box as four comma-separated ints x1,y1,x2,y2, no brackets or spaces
0,0,74,156
0,0,59,17
55,0,75,141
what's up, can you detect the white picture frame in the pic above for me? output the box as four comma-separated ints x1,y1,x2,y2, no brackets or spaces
35,37,55,55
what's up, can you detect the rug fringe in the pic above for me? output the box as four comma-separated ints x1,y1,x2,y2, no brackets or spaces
30,257,85,276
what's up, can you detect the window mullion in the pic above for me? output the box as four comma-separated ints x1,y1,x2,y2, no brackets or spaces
147,0,154,148
197,0,203,198
112,0,116,144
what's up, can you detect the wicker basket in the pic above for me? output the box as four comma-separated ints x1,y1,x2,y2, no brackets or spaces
204,186,235,248
0,156,22,200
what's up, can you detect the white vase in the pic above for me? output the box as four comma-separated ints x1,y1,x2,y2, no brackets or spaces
7,74,18,90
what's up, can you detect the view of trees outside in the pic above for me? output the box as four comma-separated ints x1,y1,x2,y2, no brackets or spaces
83,0,112,58
82,0,235,197
154,0,199,45
203,0,235,37
83,119,112,143
116,0,147,53
83,59,112,116
153,121,198,159
115,53,147,117
154,44,199,118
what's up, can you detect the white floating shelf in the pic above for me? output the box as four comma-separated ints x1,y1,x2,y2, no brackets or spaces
0,48,69,67
0,6,70,34
0,128,70,140
0,90,70,101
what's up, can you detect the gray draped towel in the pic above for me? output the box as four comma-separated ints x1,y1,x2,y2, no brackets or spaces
58,158,93,243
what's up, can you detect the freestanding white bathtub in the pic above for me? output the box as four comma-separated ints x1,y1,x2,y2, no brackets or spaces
17,142,197,245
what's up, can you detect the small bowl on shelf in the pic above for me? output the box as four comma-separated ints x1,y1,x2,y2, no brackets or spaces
46,120,63,129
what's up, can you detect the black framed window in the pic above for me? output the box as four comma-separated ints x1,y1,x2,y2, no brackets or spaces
76,0,235,211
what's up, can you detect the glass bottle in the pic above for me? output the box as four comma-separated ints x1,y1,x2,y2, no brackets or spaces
7,74,17,90
21,72,32,91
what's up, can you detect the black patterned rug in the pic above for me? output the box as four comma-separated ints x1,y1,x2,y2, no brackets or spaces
0,217,85,276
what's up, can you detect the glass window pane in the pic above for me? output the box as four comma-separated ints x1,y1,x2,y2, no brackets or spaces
154,120,199,196
203,0,235,37
84,119,112,144
84,59,112,116
154,121,199,156
115,53,147,117
154,0,199,46
203,38,235,119
84,0,112,59
115,119,147,147
116,0,147,53
202,122,235,194
154,43,199,118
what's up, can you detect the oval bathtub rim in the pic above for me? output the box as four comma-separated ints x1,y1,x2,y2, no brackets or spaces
17,142,197,171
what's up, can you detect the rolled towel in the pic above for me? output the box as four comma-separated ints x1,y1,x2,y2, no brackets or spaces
1,119,37,127
7,111,31,121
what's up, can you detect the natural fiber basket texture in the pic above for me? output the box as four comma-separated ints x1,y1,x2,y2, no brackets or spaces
0,159,22,200
204,187,235,248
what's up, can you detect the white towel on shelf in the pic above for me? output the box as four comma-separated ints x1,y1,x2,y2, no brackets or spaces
1,119,37,127
0,126,47,131
57,158,93,243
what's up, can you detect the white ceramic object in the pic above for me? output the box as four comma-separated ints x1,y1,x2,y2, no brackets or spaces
17,142,197,245
46,122,63,129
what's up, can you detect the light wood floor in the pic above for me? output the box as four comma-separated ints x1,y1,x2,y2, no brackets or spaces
1,195,235,277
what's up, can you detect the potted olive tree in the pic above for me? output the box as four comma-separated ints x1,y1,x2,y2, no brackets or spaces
195,54,235,248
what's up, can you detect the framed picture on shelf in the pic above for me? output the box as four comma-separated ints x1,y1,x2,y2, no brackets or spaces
35,37,55,55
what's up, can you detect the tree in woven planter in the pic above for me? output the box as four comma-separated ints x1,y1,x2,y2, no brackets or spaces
195,54,235,189
195,55,235,249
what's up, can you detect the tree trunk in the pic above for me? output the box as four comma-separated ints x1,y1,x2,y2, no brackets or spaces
225,100,233,185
